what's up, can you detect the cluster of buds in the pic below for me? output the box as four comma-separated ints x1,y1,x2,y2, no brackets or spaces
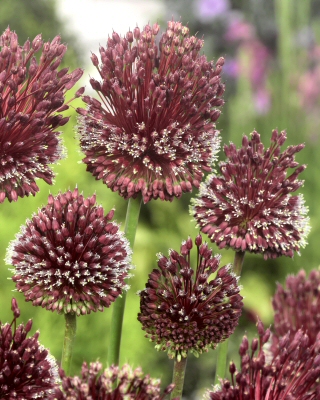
207,320,320,399
0,27,83,202
77,21,224,203
0,299,59,399
54,362,175,399
192,130,310,259
7,188,132,315
138,235,243,359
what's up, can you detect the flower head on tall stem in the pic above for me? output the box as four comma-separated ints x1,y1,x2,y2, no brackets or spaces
6,188,132,315
0,298,59,399
0,27,83,203
54,362,175,399
138,235,243,360
207,320,320,400
77,21,224,203
192,130,310,259
272,268,320,347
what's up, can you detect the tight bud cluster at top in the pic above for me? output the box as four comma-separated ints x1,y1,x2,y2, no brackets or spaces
77,21,224,203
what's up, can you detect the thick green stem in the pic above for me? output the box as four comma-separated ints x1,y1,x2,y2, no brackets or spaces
61,312,77,375
215,250,246,384
233,251,245,276
107,194,142,366
170,356,188,400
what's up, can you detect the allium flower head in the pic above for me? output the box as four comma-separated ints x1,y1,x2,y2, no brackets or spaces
192,130,310,259
138,235,243,359
0,27,83,203
54,361,174,399
0,298,59,399
7,188,132,315
207,320,320,400
272,268,320,346
77,21,224,203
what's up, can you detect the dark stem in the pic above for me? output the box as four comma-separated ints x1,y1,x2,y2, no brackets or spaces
170,356,188,400
107,194,142,366
61,312,77,375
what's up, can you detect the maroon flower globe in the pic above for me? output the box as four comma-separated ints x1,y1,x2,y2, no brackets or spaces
272,269,320,346
7,188,132,315
0,298,59,399
138,235,243,359
54,362,174,399
192,129,310,259
0,27,83,203
77,20,224,203
207,320,320,400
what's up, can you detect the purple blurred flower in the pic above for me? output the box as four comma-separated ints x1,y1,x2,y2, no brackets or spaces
0,27,83,203
196,0,230,21
77,21,224,203
7,188,132,315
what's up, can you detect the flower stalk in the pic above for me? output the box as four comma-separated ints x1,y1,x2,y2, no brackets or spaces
107,194,142,366
170,357,188,400
61,312,77,375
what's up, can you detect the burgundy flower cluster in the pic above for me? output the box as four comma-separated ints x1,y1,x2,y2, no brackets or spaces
192,130,310,259
138,235,243,359
77,21,224,203
0,27,83,203
0,299,59,399
7,188,132,315
207,320,320,400
272,268,320,348
54,361,175,399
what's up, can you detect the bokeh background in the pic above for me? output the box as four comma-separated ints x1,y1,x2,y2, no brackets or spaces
1,0,320,398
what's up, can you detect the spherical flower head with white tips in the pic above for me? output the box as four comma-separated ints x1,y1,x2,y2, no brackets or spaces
192,129,310,259
0,298,60,399
0,27,83,203
138,235,243,360
77,21,224,203
7,188,132,315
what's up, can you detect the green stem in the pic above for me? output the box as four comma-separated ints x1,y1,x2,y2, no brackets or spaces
170,356,188,400
214,250,246,384
107,194,142,366
61,312,77,375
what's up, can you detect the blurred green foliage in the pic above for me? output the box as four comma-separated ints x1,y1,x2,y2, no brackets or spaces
1,0,320,398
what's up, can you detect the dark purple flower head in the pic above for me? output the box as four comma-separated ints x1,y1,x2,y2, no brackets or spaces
0,27,83,203
138,235,243,360
54,361,175,399
0,298,59,399
272,269,320,347
77,21,224,203
207,320,320,400
192,130,310,259
7,188,132,315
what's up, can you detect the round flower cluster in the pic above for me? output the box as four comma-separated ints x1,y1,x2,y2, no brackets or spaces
77,20,224,203
192,130,310,259
0,27,83,202
7,188,132,315
54,362,174,399
0,299,59,399
138,235,243,359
